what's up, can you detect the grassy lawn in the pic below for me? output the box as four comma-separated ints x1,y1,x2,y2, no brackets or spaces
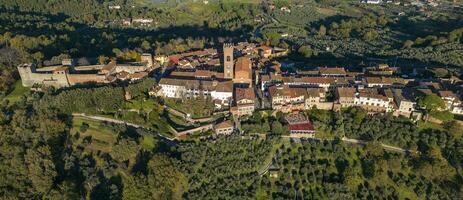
124,98,159,111
417,121,444,131
4,80,29,103
164,98,214,119
315,130,335,140
71,117,118,153
430,111,454,122
142,135,156,151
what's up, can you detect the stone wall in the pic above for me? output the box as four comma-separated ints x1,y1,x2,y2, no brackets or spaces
67,74,107,85
17,64,70,87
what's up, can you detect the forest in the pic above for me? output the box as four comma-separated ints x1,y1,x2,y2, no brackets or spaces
1,91,463,199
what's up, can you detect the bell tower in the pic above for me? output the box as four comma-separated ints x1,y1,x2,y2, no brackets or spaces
223,43,234,79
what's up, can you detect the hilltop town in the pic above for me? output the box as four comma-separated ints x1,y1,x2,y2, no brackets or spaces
17,42,463,138
3,0,463,199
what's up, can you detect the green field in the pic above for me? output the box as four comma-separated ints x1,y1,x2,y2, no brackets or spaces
417,121,444,131
71,116,118,153
4,81,29,103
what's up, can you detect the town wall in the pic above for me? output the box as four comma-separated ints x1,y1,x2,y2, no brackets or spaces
67,74,107,85
17,64,70,87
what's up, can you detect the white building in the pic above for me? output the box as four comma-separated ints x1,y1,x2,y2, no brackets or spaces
362,0,381,4
158,78,233,102
392,89,416,117
355,88,394,112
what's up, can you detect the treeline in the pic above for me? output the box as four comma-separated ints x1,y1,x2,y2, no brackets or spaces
174,136,274,199
324,14,390,41
241,111,290,135
259,140,459,199
0,96,185,199
304,107,463,176
403,27,463,48
36,79,155,114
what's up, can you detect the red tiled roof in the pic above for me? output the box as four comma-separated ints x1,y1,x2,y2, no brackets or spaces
235,87,255,102
319,67,346,75
214,120,234,129
195,70,212,77
289,122,314,132
235,57,252,72
169,56,180,64
439,90,456,98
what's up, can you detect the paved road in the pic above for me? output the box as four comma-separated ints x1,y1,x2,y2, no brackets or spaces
341,137,418,153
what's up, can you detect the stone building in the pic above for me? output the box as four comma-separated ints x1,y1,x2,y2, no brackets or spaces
231,87,256,117
336,87,357,108
392,88,416,117
214,120,234,135
223,43,234,79
233,56,253,87
305,88,332,110
268,85,306,113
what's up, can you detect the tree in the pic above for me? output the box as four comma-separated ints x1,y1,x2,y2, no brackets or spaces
80,122,89,133
418,94,446,113
318,25,327,37
362,30,379,42
141,40,151,51
444,121,463,138
298,45,313,58
25,146,57,194
403,40,414,49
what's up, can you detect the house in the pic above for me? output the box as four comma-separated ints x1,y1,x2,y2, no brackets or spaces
285,113,315,137
109,5,121,9
305,88,332,110
392,88,416,117
268,85,306,113
257,46,273,58
355,88,394,112
214,120,234,135
280,7,291,13
233,57,253,87
318,67,347,77
365,77,408,88
362,0,381,4
438,90,461,112
283,77,336,91
157,78,233,105
365,64,399,76
336,87,357,108
231,88,256,117
260,72,283,91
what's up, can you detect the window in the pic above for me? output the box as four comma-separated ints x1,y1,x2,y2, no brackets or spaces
226,56,231,62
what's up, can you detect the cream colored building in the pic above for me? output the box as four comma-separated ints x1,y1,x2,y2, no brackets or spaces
336,87,357,108
214,120,234,135
392,89,416,117
268,85,306,113
305,88,332,110
231,88,256,117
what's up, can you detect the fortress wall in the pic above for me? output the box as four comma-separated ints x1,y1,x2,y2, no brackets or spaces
18,65,70,87
23,73,69,87
74,65,104,71
115,65,147,74
67,74,107,85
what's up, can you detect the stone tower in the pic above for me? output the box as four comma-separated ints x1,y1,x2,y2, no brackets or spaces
17,63,36,87
223,43,234,79
141,53,153,68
